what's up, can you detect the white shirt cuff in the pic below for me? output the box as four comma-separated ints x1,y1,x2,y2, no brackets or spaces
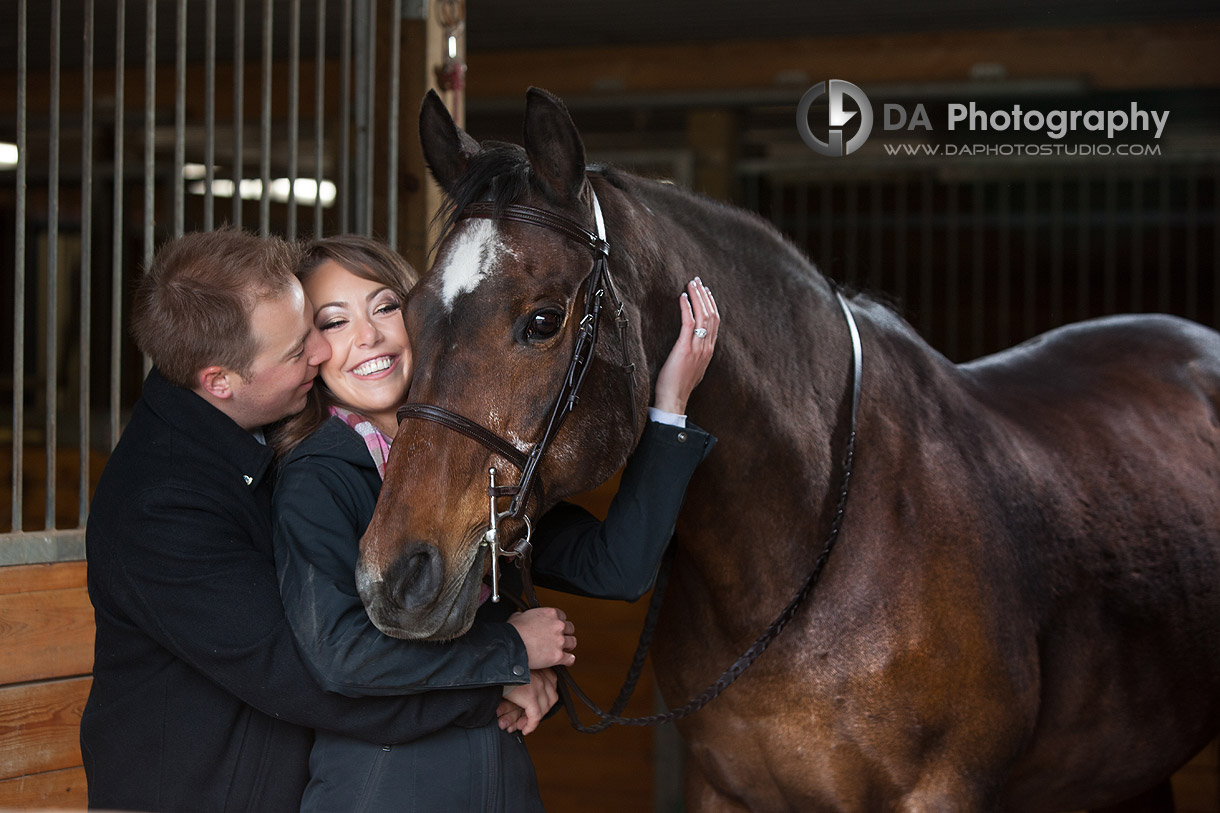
647,407,687,428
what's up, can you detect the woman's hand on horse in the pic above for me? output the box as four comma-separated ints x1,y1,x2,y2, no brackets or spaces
654,277,720,415
498,668,559,735
508,607,577,669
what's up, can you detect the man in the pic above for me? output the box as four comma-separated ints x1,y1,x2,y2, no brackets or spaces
81,229,524,811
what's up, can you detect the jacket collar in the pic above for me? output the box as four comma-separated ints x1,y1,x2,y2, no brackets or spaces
281,415,380,472
140,367,276,488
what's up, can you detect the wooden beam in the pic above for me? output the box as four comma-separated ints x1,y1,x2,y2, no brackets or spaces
465,23,1220,102
0,562,86,595
0,766,88,809
0,678,91,781
0,586,95,685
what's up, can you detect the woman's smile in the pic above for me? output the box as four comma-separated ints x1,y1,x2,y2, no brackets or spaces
350,354,399,378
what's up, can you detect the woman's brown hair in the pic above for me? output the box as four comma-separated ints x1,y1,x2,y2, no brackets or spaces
270,235,419,459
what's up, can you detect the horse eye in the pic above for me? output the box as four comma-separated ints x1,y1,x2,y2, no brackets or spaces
525,310,563,341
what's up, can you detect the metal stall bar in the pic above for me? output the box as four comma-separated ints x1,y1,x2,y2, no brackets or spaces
918,173,933,339
204,0,217,232
1183,166,1197,322
1214,164,1219,326
287,0,301,240
352,0,374,235
142,0,157,378
1103,170,1117,314
174,0,187,238
259,0,274,235
1157,174,1171,314
79,0,95,526
365,2,377,237
1076,171,1090,323
1023,178,1036,339
971,179,984,359
944,182,958,360
315,0,327,237
1049,173,1064,328
143,0,156,277
110,0,126,451
12,0,27,532
386,0,402,249
997,176,1011,349
868,178,882,294
233,0,245,227
340,0,352,233
46,0,62,529
893,176,907,307
1129,176,1143,311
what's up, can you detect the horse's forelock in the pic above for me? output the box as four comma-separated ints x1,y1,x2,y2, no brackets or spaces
433,144,532,246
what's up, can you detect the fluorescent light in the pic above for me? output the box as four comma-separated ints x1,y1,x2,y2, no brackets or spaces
0,142,18,168
188,176,336,207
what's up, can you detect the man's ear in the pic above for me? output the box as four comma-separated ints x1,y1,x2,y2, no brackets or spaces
198,366,235,400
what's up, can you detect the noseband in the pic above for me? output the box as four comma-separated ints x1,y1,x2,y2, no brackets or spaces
396,189,637,601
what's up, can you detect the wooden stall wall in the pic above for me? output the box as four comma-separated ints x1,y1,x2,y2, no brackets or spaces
0,561,92,808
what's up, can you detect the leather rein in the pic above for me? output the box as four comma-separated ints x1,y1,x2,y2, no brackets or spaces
397,189,865,732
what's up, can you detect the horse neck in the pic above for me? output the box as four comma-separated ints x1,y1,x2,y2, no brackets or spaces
606,178,867,591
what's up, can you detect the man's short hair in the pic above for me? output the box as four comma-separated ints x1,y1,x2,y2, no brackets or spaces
131,228,302,389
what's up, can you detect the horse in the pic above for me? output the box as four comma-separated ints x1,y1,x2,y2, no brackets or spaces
357,87,1220,811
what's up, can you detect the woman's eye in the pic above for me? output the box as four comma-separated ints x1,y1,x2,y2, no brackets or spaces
320,318,347,331
525,310,562,341
375,301,401,316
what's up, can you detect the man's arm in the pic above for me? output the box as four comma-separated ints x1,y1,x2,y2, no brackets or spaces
106,483,504,742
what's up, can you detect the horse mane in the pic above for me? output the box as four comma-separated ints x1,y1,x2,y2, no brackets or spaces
432,144,888,319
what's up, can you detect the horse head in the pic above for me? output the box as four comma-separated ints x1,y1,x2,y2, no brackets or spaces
357,88,650,640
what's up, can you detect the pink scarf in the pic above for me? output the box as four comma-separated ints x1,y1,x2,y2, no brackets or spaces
330,406,393,480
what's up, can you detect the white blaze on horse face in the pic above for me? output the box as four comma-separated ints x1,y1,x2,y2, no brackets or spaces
438,219,519,311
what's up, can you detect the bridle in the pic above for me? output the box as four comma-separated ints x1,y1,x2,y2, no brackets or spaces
396,189,638,602
398,185,865,732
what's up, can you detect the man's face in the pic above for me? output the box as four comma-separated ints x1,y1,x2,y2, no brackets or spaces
227,279,331,430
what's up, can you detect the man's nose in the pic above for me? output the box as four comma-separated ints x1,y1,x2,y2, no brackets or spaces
307,329,331,365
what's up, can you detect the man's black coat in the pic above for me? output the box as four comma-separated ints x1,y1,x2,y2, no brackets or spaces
81,369,501,812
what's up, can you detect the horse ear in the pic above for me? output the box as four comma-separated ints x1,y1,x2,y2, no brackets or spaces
419,89,481,192
523,87,587,203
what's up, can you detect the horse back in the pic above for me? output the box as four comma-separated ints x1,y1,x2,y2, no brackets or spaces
945,314,1220,802
957,313,1220,615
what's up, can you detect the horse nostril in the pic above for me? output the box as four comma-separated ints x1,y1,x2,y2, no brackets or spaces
386,541,444,612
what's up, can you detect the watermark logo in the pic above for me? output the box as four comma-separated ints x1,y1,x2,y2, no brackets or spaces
796,80,874,158
797,80,1169,159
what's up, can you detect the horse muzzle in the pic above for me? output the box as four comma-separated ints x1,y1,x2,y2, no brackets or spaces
356,537,486,640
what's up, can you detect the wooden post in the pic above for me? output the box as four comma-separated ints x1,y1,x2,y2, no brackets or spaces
393,0,458,274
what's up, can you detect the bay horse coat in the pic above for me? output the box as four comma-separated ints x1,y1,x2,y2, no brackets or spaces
359,88,1220,811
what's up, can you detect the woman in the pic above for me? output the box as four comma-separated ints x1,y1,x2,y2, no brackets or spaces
271,235,719,812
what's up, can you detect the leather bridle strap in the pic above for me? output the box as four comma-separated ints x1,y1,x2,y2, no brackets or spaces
395,403,527,473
